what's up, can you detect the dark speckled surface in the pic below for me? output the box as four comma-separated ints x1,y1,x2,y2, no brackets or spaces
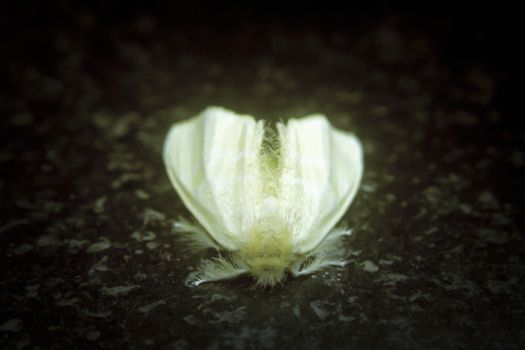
1,3,524,349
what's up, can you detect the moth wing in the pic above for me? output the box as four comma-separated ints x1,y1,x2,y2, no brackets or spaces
278,115,363,253
163,107,265,251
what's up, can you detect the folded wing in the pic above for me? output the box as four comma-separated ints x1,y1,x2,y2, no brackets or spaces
163,107,265,250
277,116,363,253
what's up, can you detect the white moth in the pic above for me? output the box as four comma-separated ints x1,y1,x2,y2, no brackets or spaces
163,106,363,287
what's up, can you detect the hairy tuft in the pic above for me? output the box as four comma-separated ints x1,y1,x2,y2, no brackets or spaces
186,255,247,287
173,217,221,251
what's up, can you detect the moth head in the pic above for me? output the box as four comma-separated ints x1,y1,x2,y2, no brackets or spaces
241,220,295,287
246,255,291,287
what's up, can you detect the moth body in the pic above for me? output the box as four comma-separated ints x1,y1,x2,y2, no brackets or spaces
164,107,363,286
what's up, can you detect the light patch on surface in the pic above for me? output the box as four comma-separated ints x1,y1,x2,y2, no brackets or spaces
1,319,23,332
361,260,379,272
139,299,166,313
86,238,111,253
310,300,331,320
101,285,138,296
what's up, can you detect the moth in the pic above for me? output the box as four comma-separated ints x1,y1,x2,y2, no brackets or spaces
163,106,363,286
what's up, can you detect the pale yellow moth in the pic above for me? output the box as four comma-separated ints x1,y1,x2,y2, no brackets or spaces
163,106,363,287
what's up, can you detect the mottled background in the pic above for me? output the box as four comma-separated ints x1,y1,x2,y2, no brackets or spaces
1,1,524,349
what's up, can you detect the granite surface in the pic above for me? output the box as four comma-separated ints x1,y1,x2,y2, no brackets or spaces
1,4,524,349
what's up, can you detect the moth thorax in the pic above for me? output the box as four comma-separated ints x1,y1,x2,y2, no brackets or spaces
241,218,294,286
